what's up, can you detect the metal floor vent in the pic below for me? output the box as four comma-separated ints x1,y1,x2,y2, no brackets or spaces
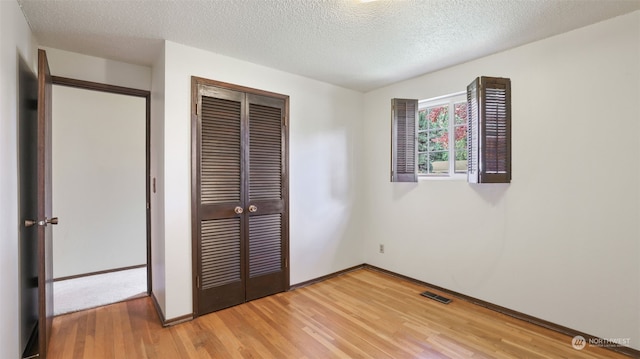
421,291,452,304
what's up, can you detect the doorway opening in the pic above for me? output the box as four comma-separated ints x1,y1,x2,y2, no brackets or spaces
50,77,151,315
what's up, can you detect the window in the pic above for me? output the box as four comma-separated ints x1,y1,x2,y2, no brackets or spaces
391,76,511,183
418,93,467,177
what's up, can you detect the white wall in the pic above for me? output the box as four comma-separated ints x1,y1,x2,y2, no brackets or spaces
43,47,151,91
0,2,37,358
52,85,146,277
150,44,167,314
153,41,364,319
362,11,640,350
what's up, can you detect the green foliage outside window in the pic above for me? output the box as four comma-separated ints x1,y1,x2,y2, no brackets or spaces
418,102,467,174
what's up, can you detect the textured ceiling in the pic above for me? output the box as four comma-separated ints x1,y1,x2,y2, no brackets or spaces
17,0,640,92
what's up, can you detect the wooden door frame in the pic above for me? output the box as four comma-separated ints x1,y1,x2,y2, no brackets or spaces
50,76,153,294
191,76,290,317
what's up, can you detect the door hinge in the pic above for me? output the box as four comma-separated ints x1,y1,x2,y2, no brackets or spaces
284,257,288,268
146,202,150,210
283,116,287,127
195,103,198,116
196,275,200,289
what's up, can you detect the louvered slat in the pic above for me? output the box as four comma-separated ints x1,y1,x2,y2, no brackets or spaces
249,214,282,278
467,81,479,180
201,218,241,289
391,98,418,182
398,102,408,170
201,96,241,204
484,88,508,174
249,104,282,201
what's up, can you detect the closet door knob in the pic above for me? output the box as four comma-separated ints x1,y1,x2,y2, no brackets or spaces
248,205,258,213
234,206,243,214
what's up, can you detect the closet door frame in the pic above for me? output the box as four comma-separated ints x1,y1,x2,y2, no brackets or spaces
191,76,290,317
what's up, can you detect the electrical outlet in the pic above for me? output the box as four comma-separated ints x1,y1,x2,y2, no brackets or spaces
379,244,384,254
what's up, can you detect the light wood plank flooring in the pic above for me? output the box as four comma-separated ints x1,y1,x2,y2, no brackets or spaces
48,268,628,358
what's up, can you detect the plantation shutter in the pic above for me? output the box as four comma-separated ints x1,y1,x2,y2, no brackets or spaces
467,77,511,183
391,98,418,182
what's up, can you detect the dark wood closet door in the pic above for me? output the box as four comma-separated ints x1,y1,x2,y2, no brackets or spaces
196,86,246,314
193,78,289,316
245,94,288,301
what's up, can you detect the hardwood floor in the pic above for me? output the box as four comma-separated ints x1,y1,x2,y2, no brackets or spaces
48,268,628,358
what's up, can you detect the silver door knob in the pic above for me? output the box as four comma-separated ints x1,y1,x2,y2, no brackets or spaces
248,205,258,213
234,206,243,214
24,217,59,227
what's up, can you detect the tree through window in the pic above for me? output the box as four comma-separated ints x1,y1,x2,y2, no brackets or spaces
418,95,467,176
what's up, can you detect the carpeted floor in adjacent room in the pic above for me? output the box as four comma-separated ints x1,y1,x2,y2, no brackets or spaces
53,267,147,316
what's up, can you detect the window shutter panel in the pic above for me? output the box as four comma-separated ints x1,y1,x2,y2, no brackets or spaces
467,77,511,183
391,98,418,182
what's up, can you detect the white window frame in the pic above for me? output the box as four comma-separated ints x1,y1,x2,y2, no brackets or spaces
418,91,467,180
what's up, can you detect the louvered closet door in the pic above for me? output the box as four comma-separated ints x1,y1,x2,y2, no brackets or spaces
195,80,289,316
196,86,246,314
245,94,288,301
